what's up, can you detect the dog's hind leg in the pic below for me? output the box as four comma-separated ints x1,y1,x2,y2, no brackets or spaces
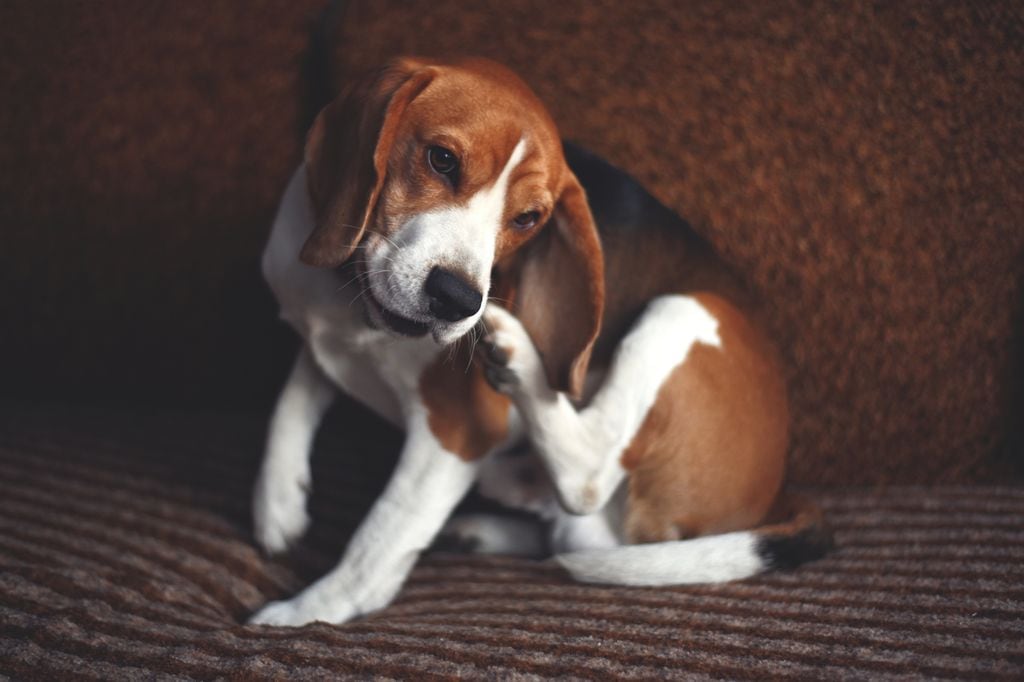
445,443,622,557
436,514,547,557
480,295,721,516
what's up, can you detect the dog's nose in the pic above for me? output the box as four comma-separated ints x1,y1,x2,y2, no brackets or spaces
425,267,483,322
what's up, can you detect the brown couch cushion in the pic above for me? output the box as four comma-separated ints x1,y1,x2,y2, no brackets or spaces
1,403,1022,678
1,1,1020,485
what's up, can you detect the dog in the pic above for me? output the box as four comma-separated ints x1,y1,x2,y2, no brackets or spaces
249,56,829,626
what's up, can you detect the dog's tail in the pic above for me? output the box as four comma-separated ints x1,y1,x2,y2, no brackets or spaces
555,494,832,586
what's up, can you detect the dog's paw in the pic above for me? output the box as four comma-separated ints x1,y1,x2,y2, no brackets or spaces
432,519,483,554
247,598,307,627
248,590,357,627
477,304,545,395
252,461,311,555
435,514,546,557
479,340,520,393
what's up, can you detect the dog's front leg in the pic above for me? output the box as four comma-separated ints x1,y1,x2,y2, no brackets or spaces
253,346,336,554
248,408,478,626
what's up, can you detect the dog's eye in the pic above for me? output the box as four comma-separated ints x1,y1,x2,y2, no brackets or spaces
513,211,541,230
427,146,459,177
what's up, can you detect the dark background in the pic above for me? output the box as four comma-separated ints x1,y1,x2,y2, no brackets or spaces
1,0,1021,485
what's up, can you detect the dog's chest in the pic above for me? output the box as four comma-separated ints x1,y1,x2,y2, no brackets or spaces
305,311,443,426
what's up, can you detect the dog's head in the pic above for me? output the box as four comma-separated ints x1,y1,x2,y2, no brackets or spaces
302,57,603,397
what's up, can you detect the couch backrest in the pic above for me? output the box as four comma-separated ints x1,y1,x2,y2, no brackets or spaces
1,0,1021,484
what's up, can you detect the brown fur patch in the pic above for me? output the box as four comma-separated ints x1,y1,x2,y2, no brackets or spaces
621,293,789,542
420,345,512,461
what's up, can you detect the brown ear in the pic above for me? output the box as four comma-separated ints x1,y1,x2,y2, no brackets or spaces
301,58,435,267
512,173,604,398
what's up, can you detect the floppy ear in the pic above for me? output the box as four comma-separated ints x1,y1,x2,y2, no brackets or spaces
511,173,604,398
301,59,435,267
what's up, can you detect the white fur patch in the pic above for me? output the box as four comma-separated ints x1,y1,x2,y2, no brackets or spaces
549,510,622,554
556,531,764,586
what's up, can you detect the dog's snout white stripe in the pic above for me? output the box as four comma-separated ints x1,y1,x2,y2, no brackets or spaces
485,137,527,206
456,134,528,269
452,136,528,248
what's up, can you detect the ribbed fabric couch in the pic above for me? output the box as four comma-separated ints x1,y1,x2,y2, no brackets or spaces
1,1,1022,678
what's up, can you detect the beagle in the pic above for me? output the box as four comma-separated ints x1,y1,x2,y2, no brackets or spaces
249,57,829,626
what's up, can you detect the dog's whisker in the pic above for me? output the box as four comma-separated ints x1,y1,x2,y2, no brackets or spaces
367,230,402,252
350,275,387,306
343,225,402,253
384,278,404,302
337,268,394,295
350,287,373,307
465,325,482,372
450,337,460,364
479,305,495,337
336,270,370,294
328,240,377,252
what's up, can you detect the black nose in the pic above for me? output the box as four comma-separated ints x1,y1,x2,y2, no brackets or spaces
425,267,483,322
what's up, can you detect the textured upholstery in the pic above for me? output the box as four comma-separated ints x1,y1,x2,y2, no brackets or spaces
1,0,1022,677
1,405,1022,678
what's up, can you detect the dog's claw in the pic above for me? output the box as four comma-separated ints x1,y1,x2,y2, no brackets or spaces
475,303,543,394
484,363,519,391
476,326,517,391
484,340,509,366
431,531,482,554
